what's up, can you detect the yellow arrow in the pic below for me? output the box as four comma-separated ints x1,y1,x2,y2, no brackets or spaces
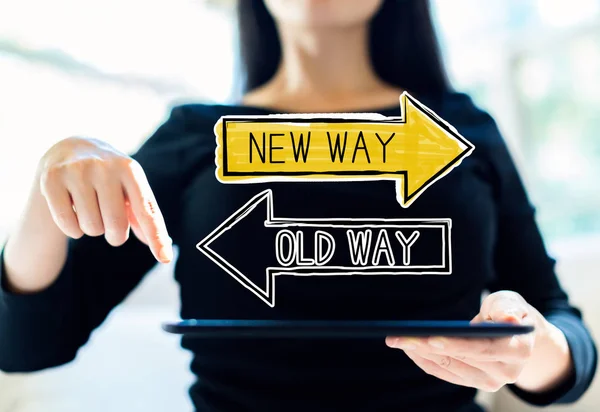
214,92,475,208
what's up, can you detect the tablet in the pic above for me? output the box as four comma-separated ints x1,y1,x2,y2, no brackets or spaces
162,319,533,338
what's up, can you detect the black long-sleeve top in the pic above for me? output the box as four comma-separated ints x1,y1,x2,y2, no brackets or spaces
0,91,596,412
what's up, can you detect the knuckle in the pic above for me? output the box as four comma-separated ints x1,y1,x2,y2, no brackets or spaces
105,155,130,174
144,198,159,216
118,155,138,169
54,210,74,227
41,164,61,183
55,209,70,221
105,215,128,231
90,159,112,181
438,356,452,369
70,158,89,173
63,161,87,184
104,216,128,235
74,156,104,173
122,157,144,177
139,198,160,222
40,166,66,195
83,157,112,180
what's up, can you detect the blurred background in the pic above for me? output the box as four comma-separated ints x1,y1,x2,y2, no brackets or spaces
0,0,599,411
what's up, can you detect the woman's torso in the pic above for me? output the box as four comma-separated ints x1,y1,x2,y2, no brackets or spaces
164,92,499,411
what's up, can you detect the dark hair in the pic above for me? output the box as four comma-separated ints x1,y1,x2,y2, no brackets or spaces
235,0,450,98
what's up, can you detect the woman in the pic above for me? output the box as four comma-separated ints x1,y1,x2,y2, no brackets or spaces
0,0,596,411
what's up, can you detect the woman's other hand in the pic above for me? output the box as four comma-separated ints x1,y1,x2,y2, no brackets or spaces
386,291,573,393
38,137,173,263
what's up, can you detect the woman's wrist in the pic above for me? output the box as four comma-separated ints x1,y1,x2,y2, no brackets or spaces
515,312,573,393
3,175,68,294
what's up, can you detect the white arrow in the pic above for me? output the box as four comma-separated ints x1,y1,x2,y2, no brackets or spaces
197,190,452,307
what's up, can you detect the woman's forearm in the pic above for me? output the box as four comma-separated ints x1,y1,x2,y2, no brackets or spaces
3,174,69,294
515,315,573,393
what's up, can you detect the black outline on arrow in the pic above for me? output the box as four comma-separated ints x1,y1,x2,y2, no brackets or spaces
216,92,475,207
197,189,452,307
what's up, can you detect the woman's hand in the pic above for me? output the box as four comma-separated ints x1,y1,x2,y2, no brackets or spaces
386,291,573,393
4,136,172,295
38,137,173,262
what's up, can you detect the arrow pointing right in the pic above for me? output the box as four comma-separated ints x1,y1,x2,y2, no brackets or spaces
197,190,452,307
214,92,475,208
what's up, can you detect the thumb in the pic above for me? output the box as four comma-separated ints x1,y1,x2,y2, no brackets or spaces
480,291,530,324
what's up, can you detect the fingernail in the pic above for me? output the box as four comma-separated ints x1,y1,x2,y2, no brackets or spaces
429,338,446,349
387,338,400,348
396,338,419,351
159,245,173,262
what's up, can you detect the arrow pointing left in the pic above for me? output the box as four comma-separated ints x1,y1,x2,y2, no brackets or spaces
197,190,452,307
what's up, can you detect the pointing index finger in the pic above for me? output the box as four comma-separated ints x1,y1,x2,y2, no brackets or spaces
122,162,173,263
